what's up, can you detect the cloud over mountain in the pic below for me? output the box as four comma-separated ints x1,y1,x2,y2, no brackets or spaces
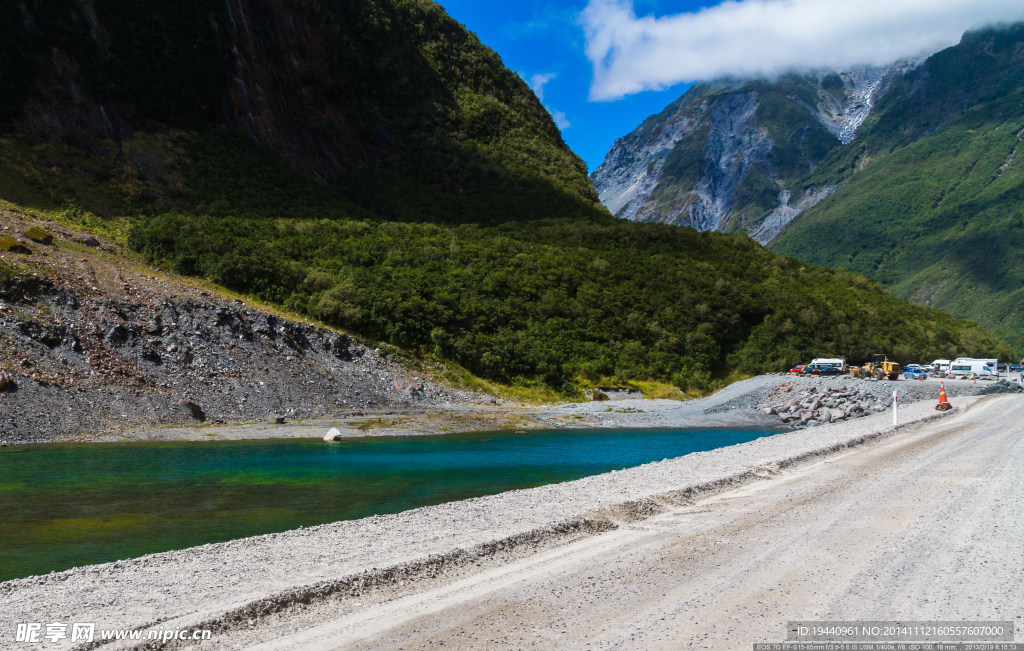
582,0,1024,100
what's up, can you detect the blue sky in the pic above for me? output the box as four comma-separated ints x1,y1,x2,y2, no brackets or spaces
435,1,698,172
434,0,1024,173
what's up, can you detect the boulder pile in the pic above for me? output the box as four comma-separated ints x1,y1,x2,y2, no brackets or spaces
978,380,1024,395
759,383,891,427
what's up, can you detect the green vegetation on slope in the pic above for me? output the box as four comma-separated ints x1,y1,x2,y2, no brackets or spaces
0,0,601,226
127,206,1014,392
0,1,1014,394
597,24,1024,352
774,25,1024,349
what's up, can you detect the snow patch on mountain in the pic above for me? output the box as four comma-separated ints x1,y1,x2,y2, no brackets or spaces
801,63,919,144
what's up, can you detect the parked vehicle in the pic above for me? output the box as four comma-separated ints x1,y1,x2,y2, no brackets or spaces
789,364,807,374
902,364,925,372
904,368,928,380
928,359,951,374
946,358,998,378
810,357,847,373
850,354,901,380
803,363,842,376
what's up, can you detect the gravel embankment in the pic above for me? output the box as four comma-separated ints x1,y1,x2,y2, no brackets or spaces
539,373,1009,431
0,390,986,649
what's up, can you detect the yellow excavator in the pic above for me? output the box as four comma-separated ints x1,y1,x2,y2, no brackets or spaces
849,354,901,380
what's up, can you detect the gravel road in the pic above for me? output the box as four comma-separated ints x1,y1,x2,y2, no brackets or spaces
3,392,1019,650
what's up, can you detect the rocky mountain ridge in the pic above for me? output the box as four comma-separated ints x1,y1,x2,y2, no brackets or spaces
592,24,1024,351
590,62,911,236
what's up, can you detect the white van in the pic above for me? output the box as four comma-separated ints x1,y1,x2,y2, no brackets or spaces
946,358,998,378
928,359,951,373
810,357,847,372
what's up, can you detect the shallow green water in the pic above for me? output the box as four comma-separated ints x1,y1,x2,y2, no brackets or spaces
0,426,778,581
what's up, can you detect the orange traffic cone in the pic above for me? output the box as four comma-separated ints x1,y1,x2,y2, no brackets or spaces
935,381,952,411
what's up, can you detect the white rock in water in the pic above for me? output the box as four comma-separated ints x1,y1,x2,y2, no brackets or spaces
323,427,342,442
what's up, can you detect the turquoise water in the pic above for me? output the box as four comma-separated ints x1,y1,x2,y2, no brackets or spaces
0,427,778,581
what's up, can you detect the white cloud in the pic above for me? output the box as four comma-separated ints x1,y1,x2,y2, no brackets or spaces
523,72,572,130
550,109,572,130
582,0,1024,100
529,72,557,101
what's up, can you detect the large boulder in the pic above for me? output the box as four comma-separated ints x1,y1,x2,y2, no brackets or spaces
23,227,53,245
323,427,342,442
0,238,31,254
0,370,15,392
178,400,206,422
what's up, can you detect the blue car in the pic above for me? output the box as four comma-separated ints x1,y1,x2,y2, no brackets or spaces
802,363,841,376
904,368,928,380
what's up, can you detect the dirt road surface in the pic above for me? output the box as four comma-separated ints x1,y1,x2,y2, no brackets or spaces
242,396,1023,650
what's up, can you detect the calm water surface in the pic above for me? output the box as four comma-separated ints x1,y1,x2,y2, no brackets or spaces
0,426,779,581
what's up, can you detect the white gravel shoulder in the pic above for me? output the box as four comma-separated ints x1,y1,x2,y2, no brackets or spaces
542,375,786,428
0,389,980,649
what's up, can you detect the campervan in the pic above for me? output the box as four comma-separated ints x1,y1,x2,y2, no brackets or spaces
946,358,998,378
810,357,847,373
928,359,951,374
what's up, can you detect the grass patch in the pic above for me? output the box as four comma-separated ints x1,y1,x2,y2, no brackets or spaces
352,417,413,431
631,380,687,401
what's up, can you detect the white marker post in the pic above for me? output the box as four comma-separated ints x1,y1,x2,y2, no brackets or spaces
893,390,898,426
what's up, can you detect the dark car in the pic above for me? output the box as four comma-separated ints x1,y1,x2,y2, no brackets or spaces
803,363,841,376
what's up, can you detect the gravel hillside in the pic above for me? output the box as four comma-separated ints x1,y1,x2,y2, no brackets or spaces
0,211,484,444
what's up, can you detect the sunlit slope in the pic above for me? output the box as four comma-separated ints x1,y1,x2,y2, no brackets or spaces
773,25,1024,348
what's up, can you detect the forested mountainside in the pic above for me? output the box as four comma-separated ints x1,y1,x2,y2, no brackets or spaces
0,0,601,224
772,25,1024,351
591,24,1024,350
0,1,1012,395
